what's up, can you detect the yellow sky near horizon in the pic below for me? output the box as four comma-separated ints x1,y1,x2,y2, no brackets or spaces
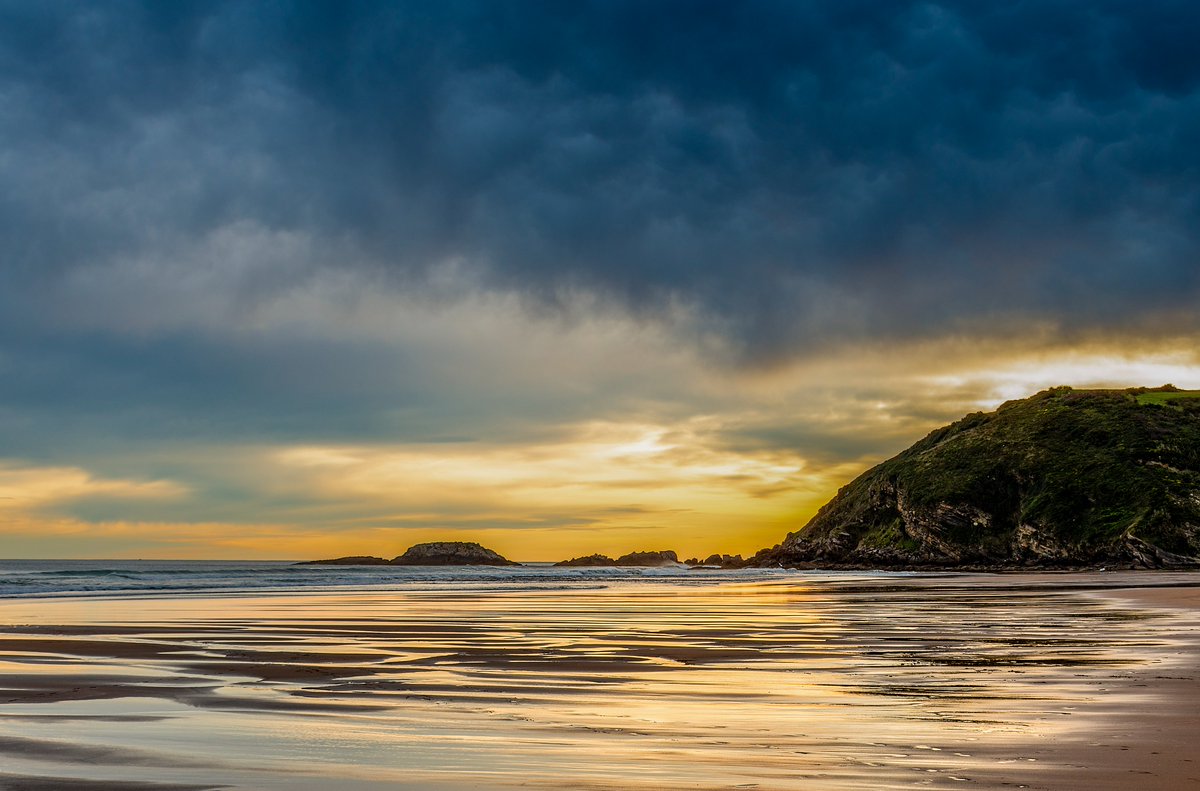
2,338,1197,561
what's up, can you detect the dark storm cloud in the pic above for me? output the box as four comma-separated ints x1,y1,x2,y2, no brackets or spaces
2,0,1198,359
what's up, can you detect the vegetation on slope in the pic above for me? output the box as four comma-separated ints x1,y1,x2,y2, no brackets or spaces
754,386,1200,568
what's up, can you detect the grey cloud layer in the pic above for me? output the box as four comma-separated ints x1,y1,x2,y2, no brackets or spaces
3,1,1198,350
1,0,1199,512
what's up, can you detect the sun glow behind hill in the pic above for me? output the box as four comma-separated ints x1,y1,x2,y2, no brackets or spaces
1,334,1198,560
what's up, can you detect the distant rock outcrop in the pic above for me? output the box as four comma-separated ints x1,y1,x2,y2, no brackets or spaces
303,542,519,566
554,554,616,567
297,555,389,565
390,542,519,566
692,553,746,568
615,550,680,566
752,387,1200,569
554,550,682,567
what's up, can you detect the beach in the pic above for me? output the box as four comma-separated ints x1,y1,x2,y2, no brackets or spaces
0,567,1196,790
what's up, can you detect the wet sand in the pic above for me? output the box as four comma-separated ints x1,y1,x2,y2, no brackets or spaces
1058,585,1200,790
0,572,1196,789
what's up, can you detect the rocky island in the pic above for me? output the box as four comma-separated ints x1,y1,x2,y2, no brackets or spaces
752,386,1200,569
682,553,747,568
303,541,519,566
555,550,681,567
300,555,391,565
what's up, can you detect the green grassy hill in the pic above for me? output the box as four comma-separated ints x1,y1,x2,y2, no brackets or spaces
753,386,1200,569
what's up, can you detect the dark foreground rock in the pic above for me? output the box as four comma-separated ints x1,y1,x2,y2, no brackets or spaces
752,386,1200,570
390,542,520,566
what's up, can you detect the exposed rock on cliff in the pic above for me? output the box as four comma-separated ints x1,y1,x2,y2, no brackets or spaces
753,387,1200,569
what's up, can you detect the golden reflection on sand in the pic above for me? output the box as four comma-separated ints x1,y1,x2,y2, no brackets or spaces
0,573,1196,790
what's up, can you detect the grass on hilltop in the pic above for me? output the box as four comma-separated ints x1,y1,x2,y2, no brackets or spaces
1134,389,1200,406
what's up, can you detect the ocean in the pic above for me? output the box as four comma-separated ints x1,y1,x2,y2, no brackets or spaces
0,559,802,598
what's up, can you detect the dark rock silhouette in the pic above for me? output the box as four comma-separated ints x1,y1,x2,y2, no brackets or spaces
555,550,681,567
694,553,745,568
390,542,519,566
296,555,389,565
554,553,615,567
304,542,519,566
614,550,680,566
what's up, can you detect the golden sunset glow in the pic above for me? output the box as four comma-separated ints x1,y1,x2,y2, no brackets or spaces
1,336,1196,559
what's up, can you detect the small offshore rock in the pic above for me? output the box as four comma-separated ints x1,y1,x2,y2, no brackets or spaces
391,542,519,566
554,554,616,567
614,550,680,567
297,555,390,566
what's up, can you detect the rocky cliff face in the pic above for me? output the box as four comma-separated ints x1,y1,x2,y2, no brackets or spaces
753,387,1200,569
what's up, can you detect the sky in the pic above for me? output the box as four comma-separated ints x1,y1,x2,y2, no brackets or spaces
1,1,1199,560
